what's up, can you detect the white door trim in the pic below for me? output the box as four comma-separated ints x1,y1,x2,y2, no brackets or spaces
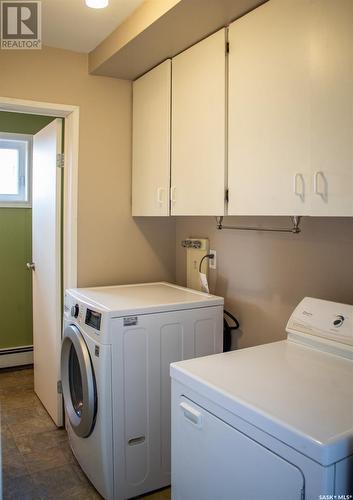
0,95,79,290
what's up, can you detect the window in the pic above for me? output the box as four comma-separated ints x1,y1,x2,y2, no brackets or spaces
0,133,32,207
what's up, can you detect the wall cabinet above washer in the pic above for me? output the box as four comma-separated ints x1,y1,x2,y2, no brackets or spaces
131,0,353,218
132,29,226,217
171,29,226,216
132,59,171,217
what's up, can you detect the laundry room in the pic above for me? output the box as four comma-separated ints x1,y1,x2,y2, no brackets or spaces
0,0,352,499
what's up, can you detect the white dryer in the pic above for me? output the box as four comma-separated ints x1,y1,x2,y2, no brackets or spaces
61,282,223,499
171,297,353,500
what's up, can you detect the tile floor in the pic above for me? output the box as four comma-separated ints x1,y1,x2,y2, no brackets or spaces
0,366,171,500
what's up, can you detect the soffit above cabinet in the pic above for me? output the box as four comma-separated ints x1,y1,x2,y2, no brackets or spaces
89,0,267,80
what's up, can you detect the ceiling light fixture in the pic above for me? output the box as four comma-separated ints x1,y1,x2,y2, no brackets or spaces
85,0,109,8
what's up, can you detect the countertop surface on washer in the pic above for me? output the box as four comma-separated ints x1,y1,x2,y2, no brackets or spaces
67,282,223,314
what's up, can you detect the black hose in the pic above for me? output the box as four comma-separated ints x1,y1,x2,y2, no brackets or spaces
223,309,240,352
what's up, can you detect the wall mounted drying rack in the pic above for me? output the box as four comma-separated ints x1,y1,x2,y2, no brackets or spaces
216,216,301,234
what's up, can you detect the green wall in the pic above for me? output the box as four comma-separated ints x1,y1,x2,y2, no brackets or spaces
0,112,54,349
0,112,55,135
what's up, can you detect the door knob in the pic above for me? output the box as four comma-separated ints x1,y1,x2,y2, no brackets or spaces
26,262,35,271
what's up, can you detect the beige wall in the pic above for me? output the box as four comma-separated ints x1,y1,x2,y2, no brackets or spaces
2,47,352,349
0,47,175,286
176,216,353,348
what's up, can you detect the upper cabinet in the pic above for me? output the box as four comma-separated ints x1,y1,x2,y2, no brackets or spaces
132,59,171,216
228,0,311,216
132,1,352,218
310,0,353,216
171,29,226,216
228,0,353,217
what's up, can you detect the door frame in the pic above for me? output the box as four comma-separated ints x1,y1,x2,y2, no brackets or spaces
0,95,79,290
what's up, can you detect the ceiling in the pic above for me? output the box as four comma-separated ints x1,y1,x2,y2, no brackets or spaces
41,0,144,53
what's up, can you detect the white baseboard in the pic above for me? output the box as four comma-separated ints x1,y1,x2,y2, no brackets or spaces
0,346,33,369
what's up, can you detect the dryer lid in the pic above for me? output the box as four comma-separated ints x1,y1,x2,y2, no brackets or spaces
171,339,353,466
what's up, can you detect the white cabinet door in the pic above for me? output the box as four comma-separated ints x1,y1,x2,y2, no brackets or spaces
309,0,353,216
171,29,226,216
132,60,171,216
33,119,63,426
228,0,311,216
172,396,304,500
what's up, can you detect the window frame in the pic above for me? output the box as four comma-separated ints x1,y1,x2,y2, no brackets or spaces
0,132,33,208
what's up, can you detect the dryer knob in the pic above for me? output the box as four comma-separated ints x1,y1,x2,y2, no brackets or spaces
71,304,79,318
333,315,344,327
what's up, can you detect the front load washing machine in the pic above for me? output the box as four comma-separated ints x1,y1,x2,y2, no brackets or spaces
61,282,223,499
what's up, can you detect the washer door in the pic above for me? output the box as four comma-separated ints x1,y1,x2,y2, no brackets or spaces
61,324,97,438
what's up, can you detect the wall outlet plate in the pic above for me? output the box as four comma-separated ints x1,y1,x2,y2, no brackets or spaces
209,250,217,269
186,238,209,291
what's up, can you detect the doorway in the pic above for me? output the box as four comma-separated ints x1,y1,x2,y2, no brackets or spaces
0,112,55,367
0,96,79,427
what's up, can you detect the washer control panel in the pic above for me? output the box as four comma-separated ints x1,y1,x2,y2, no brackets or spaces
64,292,102,333
85,309,102,331
286,297,353,346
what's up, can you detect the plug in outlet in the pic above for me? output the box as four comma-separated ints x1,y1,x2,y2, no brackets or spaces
209,250,217,269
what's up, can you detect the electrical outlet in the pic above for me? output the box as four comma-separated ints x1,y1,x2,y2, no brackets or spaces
209,250,217,269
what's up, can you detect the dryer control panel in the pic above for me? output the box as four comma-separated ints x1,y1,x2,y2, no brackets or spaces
286,297,353,347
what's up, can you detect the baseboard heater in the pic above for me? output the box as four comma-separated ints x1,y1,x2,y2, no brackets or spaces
0,345,33,368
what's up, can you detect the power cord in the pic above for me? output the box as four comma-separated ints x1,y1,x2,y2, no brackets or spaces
197,254,240,351
199,253,215,273
224,310,240,352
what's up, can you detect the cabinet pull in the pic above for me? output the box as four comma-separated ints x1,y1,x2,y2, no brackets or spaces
293,173,305,201
314,171,327,200
180,401,203,428
157,187,164,205
171,186,176,204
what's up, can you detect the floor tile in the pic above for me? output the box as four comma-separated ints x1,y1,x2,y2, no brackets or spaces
3,473,40,500
2,404,47,424
140,488,171,499
7,414,57,436
0,424,17,450
2,446,29,480
14,428,68,454
22,445,71,474
54,484,102,499
31,464,85,499
0,390,40,411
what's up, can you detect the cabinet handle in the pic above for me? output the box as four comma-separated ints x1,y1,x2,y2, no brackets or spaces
293,173,305,201
180,401,203,428
171,186,176,204
314,171,327,200
157,187,164,205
